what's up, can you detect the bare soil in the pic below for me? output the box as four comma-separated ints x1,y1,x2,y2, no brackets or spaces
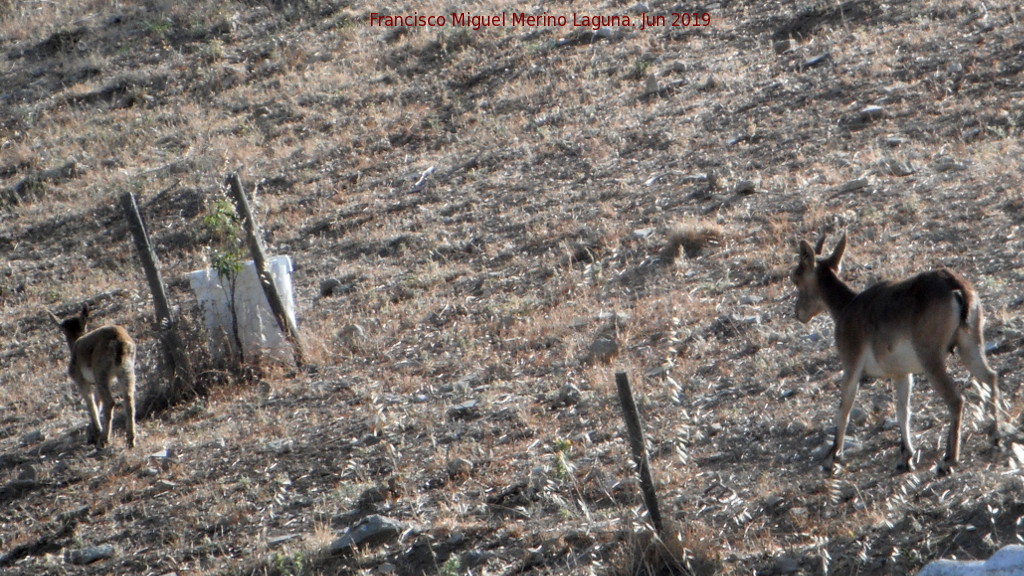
1,1,1023,574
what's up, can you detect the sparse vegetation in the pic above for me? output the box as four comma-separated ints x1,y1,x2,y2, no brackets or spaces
1,0,1023,575
203,196,246,365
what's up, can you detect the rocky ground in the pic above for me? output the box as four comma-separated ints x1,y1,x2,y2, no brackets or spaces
1,0,1024,574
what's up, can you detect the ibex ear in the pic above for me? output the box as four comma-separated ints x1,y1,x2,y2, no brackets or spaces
798,239,817,266
47,310,62,325
813,235,826,255
81,304,90,320
825,234,847,272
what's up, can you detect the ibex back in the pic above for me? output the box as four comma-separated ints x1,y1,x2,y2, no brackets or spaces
50,305,137,448
792,234,999,475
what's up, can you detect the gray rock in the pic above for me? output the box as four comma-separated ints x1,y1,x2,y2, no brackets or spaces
17,464,37,482
267,533,299,548
65,544,116,565
262,439,294,454
773,555,801,574
802,52,831,69
850,406,869,426
839,178,869,193
587,337,619,364
329,515,405,556
733,179,756,195
810,437,858,460
447,458,474,479
773,39,796,54
859,105,885,122
555,383,582,407
643,74,660,96
448,399,480,420
320,278,342,297
20,430,44,445
337,324,366,346
917,545,1024,575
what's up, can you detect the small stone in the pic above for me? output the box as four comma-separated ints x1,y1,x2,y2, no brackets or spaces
773,555,801,574
338,324,366,346
839,178,869,193
587,338,619,364
329,515,405,556
555,384,582,406
17,464,37,482
643,73,659,96
263,439,294,454
880,158,915,176
733,179,756,195
65,544,116,565
773,39,796,54
859,105,885,121
20,430,44,445
918,544,1024,576
933,159,967,173
320,278,355,297
447,458,474,479
802,52,830,69
810,437,858,460
850,406,869,426
147,447,172,460
267,534,299,548
464,549,494,567
448,400,480,421
320,278,342,297
645,365,669,378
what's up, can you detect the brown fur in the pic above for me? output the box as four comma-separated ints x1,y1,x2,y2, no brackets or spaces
792,235,999,475
50,305,137,449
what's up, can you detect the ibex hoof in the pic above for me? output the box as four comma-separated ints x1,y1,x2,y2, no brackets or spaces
896,446,916,473
989,427,1002,449
822,455,842,475
936,460,956,477
895,460,915,474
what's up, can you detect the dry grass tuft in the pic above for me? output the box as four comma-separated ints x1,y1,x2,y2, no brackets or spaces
662,223,724,262
606,521,721,576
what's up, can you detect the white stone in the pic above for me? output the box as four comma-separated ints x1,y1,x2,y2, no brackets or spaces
917,545,1024,576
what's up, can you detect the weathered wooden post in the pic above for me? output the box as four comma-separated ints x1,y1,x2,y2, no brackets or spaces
223,172,306,368
615,371,665,536
121,191,195,406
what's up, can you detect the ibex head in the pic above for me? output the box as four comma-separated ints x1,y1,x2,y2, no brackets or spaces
792,234,846,323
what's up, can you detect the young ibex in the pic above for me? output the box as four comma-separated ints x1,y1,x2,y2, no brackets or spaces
792,234,999,475
49,305,137,449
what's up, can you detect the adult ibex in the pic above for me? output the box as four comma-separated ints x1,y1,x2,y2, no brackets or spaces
792,234,999,475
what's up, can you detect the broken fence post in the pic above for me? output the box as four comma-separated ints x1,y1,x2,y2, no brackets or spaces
121,191,196,404
223,172,306,368
615,371,665,536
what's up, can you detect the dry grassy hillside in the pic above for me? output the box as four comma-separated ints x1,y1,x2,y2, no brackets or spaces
1,0,1023,574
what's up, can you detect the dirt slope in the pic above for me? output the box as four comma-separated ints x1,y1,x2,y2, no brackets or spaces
1,1,1023,574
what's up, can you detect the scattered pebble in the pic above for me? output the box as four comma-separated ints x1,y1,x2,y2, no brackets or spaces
447,458,474,479
329,515,406,556
65,544,116,565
